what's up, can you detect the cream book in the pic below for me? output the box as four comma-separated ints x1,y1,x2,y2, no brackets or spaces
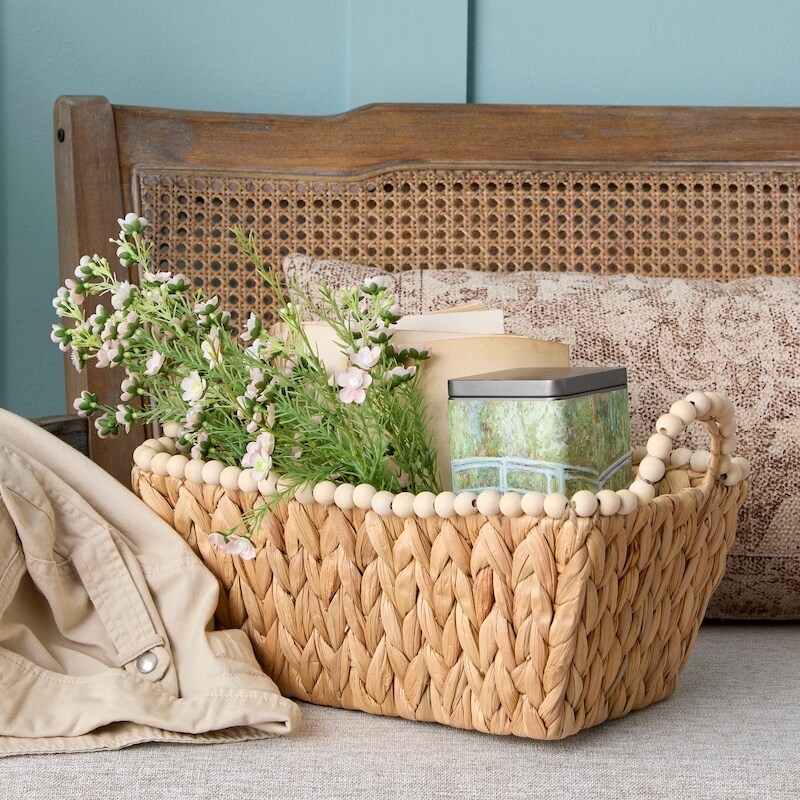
395,308,504,335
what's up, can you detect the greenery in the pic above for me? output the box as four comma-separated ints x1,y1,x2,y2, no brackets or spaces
52,214,441,551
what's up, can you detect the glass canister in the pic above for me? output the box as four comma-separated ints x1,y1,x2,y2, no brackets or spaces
447,366,631,495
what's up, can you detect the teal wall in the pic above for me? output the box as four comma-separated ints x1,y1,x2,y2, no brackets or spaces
3,0,800,417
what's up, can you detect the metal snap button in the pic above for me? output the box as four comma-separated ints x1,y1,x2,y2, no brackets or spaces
136,651,158,674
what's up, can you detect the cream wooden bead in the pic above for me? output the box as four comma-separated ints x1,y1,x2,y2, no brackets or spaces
476,490,502,516
718,419,737,438
596,489,621,516
433,492,457,518
294,483,316,504
371,490,395,516
313,480,337,505
732,456,751,479
133,445,157,471
669,399,697,426
647,433,673,461
572,490,598,517
259,473,279,497
685,391,711,418
721,463,743,487
543,493,568,518
161,422,182,439
629,479,656,505
352,483,377,510
670,447,693,467
690,450,710,472
166,454,189,479
521,492,546,517
412,491,437,519
637,455,666,484
704,391,726,418
453,492,477,517
333,484,356,510
655,413,684,438
201,460,225,486
184,459,206,484
238,468,259,493
156,436,177,455
715,405,735,423
717,455,732,475
720,435,737,455
616,489,638,515
150,451,171,477
717,395,735,418
499,492,523,517
142,437,166,453
219,465,242,491
391,492,416,518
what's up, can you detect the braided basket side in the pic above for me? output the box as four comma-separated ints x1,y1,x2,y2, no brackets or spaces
132,465,744,740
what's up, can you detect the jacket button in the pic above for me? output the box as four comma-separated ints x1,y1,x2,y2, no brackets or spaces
136,651,158,674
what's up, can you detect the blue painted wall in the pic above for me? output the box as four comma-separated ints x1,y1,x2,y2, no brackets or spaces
3,0,800,417
469,1,800,105
0,0,348,418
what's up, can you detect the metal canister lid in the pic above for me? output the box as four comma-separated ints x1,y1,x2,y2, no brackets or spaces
448,366,627,400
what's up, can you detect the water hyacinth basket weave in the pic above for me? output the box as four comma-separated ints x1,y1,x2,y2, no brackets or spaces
132,392,747,740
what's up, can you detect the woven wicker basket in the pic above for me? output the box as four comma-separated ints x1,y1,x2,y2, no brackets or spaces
132,394,747,740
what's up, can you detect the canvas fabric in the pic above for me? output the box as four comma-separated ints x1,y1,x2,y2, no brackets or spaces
0,409,299,756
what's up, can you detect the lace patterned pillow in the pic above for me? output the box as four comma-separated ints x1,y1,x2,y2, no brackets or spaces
284,253,800,620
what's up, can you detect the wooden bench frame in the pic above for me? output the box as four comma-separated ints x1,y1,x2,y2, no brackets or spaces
53,96,800,484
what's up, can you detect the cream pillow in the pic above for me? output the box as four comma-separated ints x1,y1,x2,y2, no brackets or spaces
284,254,800,620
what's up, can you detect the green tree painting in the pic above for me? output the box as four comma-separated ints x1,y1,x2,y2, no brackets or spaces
449,390,631,493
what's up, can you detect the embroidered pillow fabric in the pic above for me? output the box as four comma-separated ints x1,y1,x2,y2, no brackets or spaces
284,254,800,620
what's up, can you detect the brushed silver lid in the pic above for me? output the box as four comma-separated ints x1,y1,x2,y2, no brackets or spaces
448,366,628,399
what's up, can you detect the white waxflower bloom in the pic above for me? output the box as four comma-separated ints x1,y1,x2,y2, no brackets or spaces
201,329,223,368
218,534,257,560
114,404,135,433
143,270,171,284
74,255,94,277
145,351,165,376
336,367,373,404
363,275,388,290
111,281,133,310
348,344,382,370
185,404,203,430
241,432,275,482
190,431,209,460
180,371,206,403
240,312,262,342
386,365,417,383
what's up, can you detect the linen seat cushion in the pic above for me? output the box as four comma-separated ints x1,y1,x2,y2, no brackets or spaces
283,253,800,620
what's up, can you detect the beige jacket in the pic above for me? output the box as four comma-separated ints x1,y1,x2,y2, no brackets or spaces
0,409,299,756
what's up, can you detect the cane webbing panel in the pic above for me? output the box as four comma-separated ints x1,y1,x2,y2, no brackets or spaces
134,167,800,329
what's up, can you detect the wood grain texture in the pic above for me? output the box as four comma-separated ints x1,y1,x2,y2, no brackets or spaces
54,96,144,486
111,103,800,175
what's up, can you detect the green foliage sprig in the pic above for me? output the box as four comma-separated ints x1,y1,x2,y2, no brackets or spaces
52,214,441,555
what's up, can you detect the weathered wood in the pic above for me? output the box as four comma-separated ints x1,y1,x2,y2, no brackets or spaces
34,414,89,456
54,96,144,486
111,103,800,175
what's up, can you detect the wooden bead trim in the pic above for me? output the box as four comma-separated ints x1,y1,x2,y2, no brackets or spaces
133,391,748,520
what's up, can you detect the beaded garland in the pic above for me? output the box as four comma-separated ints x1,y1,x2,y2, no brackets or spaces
133,391,749,520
